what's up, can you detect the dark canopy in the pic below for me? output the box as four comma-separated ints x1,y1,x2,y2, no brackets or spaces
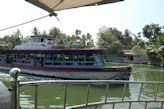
25,0,124,13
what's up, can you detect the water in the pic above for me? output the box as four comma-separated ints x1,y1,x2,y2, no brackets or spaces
0,63,164,109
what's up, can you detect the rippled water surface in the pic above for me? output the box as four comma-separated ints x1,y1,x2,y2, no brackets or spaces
0,63,164,109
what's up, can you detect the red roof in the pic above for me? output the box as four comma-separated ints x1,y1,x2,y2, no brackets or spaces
124,52,136,55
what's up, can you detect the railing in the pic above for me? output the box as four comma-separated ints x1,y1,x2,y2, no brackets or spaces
9,68,164,109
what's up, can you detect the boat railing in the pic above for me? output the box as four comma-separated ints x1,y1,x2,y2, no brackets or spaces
9,68,164,109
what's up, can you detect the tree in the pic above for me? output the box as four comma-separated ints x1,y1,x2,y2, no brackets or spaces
156,34,164,65
143,23,161,40
131,45,145,57
42,31,47,35
143,24,164,66
32,27,40,35
75,29,81,37
106,40,123,56
0,29,30,49
123,29,133,49
80,34,87,48
97,26,123,56
157,33,164,45
66,35,77,47
67,31,94,48
146,34,164,64
133,33,146,49
156,45,164,66
49,27,61,37
146,43,159,62
86,33,94,47
49,27,68,45
109,27,124,43
143,23,161,47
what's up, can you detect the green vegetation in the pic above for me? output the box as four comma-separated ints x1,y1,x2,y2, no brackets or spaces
0,23,164,66
143,24,164,65
0,29,28,49
96,26,145,56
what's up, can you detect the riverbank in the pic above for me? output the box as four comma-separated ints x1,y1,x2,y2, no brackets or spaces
105,60,164,68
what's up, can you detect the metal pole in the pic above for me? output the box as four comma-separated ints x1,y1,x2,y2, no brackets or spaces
138,83,143,101
64,84,68,109
86,84,90,106
9,68,21,109
34,85,38,109
105,83,109,103
122,83,127,101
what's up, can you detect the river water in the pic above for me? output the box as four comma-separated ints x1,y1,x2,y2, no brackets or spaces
0,63,164,109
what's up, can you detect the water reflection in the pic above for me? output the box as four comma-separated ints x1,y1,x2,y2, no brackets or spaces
18,83,131,109
0,63,164,109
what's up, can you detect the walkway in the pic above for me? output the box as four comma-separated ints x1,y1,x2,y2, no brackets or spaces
0,81,10,109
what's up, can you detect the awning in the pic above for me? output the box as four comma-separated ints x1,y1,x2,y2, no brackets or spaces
124,52,136,55
25,0,124,13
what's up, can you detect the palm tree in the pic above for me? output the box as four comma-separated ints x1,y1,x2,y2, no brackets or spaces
49,27,61,38
156,34,164,66
123,29,133,49
146,34,164,66
156,45,164,66
32,27,40,36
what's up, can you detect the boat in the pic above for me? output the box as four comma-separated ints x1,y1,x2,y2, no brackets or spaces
0,35,132,80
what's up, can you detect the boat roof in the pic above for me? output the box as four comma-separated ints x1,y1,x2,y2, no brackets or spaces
0,48,104,53
25,0,124,13
30,35,56,39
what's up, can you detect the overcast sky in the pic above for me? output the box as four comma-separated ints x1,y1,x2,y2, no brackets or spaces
0,0,164,41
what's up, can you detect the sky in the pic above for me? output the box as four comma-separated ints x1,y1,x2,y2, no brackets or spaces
0,0,164,41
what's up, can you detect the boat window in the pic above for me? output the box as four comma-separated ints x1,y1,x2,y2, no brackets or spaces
95,54,104,66
64,53,73,61
45,62,51,65
36,38,41,42
36,53,43,58
0,52,6,62
20,53,25,59
41,38,44,42
86,53,94,61
14,53,19,58
24,53,29,59
74,54,84,61
54,54,62,61
29,53,35,58
48,39,54,44
53,62,61,65
85,63,96,66
45,54,52,61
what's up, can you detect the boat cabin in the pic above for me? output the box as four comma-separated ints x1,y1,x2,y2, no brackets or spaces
0,49,105,68
0,35,106,69
14,36,57,50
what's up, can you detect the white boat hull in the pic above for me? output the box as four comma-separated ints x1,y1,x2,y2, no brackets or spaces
0,66,130,80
